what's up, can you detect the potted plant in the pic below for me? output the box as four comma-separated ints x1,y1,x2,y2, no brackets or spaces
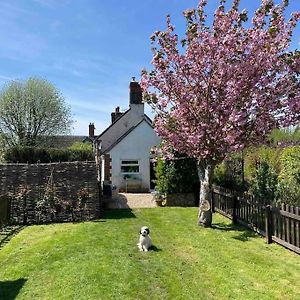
152,190,166,207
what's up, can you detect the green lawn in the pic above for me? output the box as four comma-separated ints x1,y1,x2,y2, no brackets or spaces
0,208,299,300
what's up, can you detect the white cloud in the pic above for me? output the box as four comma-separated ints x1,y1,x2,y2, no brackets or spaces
0,74,14,81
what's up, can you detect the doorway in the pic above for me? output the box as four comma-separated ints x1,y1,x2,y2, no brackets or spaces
149,161,156,190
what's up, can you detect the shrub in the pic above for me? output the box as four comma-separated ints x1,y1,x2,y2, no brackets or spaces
213,162,227,187
242,146,281,204
244,146,282,181
276,146,300,205
213,154,245,191
249,161,278,205
268,128,300,147
4,145,93,163
216,145,300,205
155,157,198,194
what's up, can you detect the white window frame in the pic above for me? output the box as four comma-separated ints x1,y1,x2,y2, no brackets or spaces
120,159,140,174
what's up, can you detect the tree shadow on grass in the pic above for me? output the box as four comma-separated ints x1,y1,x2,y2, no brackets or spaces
102,209,136,219
0,225,24,250
211,222,258,242
0,278,27,300
232,230,258,242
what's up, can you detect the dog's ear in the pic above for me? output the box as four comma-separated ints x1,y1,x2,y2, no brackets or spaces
146,228,150,235
139,230,142,234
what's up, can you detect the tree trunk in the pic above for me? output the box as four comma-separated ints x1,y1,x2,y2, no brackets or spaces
197,161,214,227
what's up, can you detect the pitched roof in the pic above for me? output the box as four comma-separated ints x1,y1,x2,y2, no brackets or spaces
97,108,131,140
102,117,154,153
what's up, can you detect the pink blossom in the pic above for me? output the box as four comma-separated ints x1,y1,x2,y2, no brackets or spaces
141,0,300,164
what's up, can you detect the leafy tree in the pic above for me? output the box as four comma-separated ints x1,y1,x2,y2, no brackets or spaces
142,0,300,226
0,77,73,147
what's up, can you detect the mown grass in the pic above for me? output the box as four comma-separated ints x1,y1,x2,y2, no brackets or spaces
0,208,299,300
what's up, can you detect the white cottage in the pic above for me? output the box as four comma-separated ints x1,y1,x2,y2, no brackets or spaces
93,79,160,193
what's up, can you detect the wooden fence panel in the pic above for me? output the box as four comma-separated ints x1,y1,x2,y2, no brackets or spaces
271,205,300,254
212,186,234,219
212,186,300,255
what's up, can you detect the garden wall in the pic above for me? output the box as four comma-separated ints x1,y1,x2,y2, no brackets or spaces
0,162,101,224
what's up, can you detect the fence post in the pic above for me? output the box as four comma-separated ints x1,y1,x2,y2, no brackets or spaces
211,189,215,213
232,195,237,224
265,205,273,244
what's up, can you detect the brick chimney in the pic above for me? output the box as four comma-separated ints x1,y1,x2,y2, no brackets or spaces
111,106,123,124
129,77,143,105
89,123,95,138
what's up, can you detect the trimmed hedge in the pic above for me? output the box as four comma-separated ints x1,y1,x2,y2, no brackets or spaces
155,157,198,194
4,146,94,163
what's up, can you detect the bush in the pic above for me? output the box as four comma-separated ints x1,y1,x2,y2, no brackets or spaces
215,145,300,205
268,128,300,147
4,145,93,163
244,146,282,180
155,157,198,194
276,146,300,205
243,146,281,204
213,155,245,192
249,161,278,205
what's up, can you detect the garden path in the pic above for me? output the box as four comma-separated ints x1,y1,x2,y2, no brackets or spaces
104,193,156,209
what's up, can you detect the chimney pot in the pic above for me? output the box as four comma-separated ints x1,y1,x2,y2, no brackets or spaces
89,123,95,138
129,79,143,105
111,107,123,124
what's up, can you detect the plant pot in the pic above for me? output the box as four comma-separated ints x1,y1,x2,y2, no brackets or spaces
155,199,163,207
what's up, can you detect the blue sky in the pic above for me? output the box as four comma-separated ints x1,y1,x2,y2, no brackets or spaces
0,0,299,135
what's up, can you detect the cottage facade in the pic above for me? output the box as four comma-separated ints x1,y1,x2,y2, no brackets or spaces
95,80,160,193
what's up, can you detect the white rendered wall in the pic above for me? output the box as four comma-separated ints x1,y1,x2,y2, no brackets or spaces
108,120,160,191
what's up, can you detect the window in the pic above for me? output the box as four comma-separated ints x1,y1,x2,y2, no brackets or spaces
121,160,139,173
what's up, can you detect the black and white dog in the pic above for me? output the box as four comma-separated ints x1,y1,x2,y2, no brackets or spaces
137,226,152,252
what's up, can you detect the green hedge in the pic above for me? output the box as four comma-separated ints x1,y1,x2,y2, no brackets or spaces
277,146,300,205
214,145,300,205
213,153,245,192
4,145,94,163
155,157,198,194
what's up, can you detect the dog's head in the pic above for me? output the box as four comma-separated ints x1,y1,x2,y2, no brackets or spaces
140,226,150,237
